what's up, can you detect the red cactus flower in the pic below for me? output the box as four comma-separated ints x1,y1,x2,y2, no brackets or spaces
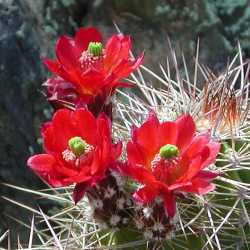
27,108,122,203
43,27,144,116
118,113,220,218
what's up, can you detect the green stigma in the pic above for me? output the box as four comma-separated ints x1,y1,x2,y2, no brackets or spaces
87,42,103,57
159,144,179,159
68,136,86,157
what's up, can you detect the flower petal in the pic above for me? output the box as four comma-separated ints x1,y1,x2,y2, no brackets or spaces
110,52,144,79
79,69,105,95
43,58,61,75
184,134,209,159
180,178,216,195
196,170,218,180
158,121,178,146
132,112,160,165
96,112,112,142
92,137,110,175
164,192,176,218
127,141,147,166
72,108,97,145
201,142,220,168
117,162,156,186
133,185,159,204
27,154,55,172
65,171,91,185
43,59,75,84
73,182,89,204
176,114,195,151
51,109,78,152
168,181,192,191
104,35,131,71
56,36,80,69
177,155,203,182
27,154,68,187
42,123,55,153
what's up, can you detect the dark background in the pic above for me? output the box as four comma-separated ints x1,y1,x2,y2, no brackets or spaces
1,0,250,246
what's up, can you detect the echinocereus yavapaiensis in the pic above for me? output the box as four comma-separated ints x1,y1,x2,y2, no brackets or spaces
27,108,122,203
118,113,220,218
43,27,144,117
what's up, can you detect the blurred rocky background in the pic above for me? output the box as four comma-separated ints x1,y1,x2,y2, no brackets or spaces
0,0,250,247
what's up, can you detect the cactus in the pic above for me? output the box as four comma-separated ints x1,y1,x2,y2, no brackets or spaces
1,32,250,250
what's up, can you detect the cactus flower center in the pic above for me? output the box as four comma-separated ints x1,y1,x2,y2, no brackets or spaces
87,42,103,57
68,136,87,157
159,144,179,159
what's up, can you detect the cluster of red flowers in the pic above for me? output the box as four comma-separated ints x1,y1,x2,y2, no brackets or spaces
27,27,220,223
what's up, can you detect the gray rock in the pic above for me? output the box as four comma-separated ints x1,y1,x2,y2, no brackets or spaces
0,0,46,246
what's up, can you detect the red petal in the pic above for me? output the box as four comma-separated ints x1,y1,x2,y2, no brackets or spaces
168,182,191,191
117,162,156,186
180,178,216,195
52,109,78,152
43,59,75,84
184,134,209,159
46,178,65,187
132,113,160,166
73,182,89,204
96,113,112,141
113,35,131,59
43,58,61,75
175,114,195,152
110,52,144,79
27,154,55,172
201,142,220,168
27,154,69,187
74,27,102,52
51,159,79,178
65,171,91,184
104,35,131,71
196,170,218,180
41,121,51,136
56,36,80,69
79,69,105,95
127,141,147,166
158,121,178,146
133,185,159,204
164,192,176,218
176,139,219,182
177,156,202,182
93,137,111,175
42,124,55,153
72,108,97,145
